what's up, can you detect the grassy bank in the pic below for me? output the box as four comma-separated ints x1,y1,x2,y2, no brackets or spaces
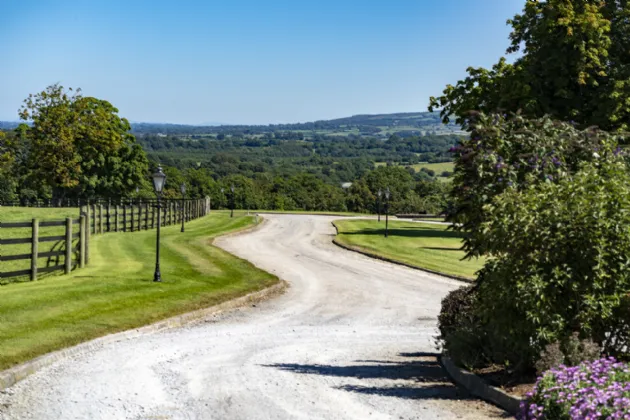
0,213,277,370
333,219,483,279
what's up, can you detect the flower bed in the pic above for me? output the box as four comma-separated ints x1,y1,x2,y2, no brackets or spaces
520,357,630,419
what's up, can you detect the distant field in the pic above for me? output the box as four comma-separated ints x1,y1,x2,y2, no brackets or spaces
333,219,483,279
412,162,454,174
373,161,454,178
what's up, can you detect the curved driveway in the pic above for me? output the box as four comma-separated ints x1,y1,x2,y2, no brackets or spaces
0,215,504,419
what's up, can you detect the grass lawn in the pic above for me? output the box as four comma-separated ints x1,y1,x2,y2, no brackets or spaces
0,206,80,221
333,219,483,280
0,212,277,371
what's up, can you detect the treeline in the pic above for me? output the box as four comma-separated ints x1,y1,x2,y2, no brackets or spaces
135,132,458,184
157,165,451,215
0,85,452,215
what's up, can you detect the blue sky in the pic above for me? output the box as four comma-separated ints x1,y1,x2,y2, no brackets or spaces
1,0,524,125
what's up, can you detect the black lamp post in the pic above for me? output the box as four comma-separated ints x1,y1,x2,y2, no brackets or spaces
230,184,235,218
180,183,186,233
377,189,382,222
384,187,390,238
152,166,166,282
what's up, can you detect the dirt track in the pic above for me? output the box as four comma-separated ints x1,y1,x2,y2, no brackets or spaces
0,214,505,419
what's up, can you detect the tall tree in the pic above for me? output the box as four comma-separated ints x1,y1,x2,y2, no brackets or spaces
18,84,149,198
429,0,630,132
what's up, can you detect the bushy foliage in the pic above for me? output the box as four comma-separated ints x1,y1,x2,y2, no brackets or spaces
437,286,487,368
520,358,630,419
12,84,150,199
475,158,630,368
430,0,630,132
448,113,622,257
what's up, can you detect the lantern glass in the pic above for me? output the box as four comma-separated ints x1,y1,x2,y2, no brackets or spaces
152,166,167,194
180,183,186,194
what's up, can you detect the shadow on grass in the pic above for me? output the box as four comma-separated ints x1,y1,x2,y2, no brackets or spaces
341,227,463,239
421,246,462,252
263,352,480,402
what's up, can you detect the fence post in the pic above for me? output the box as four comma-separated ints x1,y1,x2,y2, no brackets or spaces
86,209,91,265
31,218,39,281
123,204,127,232
99,204,103,234
65,217,72,274
130,203,135,232
145,202,149,230
80,215,86,268
91,204,96,234
115,205,119,232
107,202,111,232
138,202,143,231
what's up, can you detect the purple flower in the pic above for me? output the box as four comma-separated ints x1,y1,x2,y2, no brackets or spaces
521,358,630,420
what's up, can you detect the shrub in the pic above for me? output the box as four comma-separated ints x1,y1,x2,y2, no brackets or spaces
437,286,486,368
474,160,630,369
535,333,601,375
448,113,621,258
520,358,630,419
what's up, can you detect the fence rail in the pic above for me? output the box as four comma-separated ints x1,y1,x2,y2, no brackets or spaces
0,198,210,283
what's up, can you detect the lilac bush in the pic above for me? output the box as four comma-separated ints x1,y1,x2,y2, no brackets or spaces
520,357,630,419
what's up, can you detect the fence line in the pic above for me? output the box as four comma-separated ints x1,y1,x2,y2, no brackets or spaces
0,198,211,283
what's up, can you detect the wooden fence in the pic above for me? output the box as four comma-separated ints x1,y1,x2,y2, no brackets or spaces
0,198,210,283
0,217,85,281
82,198,209,235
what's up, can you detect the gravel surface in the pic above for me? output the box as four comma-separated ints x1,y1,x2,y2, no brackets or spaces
0,214,506,420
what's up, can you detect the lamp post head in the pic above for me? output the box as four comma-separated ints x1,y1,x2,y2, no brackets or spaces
180,183,186,195
231,185,235,193
385,187,390,200
152,165,167,195
136,186,140,194
221,188,224,193
377,189,382,198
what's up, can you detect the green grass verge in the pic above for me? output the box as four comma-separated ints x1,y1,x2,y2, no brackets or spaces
0,213,277,371
333,219,483,280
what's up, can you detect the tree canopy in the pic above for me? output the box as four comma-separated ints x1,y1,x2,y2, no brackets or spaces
429,0,630,132
17,84,149,198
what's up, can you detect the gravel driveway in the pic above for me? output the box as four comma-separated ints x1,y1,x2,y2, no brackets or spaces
0,214,506,419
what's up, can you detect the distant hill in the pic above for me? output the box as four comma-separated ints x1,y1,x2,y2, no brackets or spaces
318,112,443,127
128,111,461,137
1,112,461,137
0,121,21,130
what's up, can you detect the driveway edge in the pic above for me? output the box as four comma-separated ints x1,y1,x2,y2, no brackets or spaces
331,222,471,283
440,356,522,415
0,280,287,391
